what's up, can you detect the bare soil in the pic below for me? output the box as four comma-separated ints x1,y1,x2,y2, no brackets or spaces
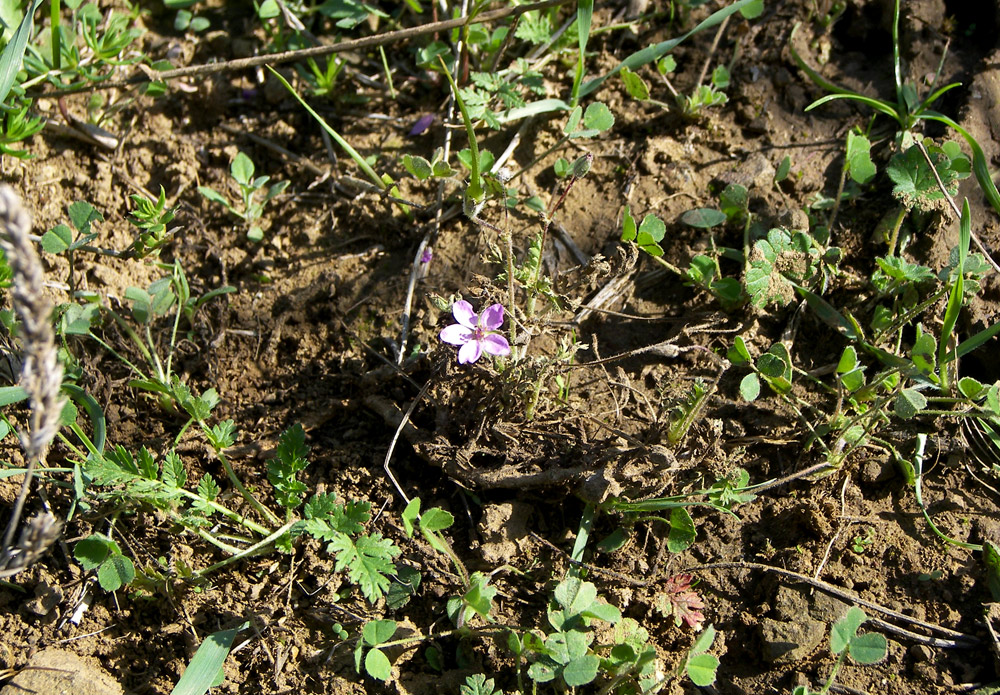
2,0,1000,694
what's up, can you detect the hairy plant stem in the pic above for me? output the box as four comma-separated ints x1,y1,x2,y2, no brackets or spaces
886,206,906,255
212,447,282,527
191,520,297,579
504,229,518,352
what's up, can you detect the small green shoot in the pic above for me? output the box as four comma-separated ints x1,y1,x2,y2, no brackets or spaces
794,607,887,695
127,186,177,258
197,151,289,242
677,624,720,686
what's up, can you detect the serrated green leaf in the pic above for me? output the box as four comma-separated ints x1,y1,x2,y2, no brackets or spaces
459,674,498,695
329,532,400,603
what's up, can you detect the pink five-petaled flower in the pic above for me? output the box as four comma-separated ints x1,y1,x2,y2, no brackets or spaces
440,300,511,364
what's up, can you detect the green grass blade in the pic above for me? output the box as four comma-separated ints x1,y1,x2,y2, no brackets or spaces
795,285,910,369
171,622,248,695
437,56,482,203
578,0,759,98
63,384,106,454
789,23,862,96
891,0,903,113
495,98,571,124
953,320,1000,362
938,199,969,375
266,67,384,192
0,0,43,106
0,385,27,406
570,0,594,106
917,82,961,114
805,93,900,121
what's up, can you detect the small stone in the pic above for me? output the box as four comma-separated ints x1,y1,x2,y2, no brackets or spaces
775,207,810,232
0,648,122,695
909,644,933,662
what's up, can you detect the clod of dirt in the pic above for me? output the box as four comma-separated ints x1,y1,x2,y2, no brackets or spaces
759,616,826,663
478,502,532,565
0,648,123,695
715,152,776,193
759,584,849,663
24,576,62,618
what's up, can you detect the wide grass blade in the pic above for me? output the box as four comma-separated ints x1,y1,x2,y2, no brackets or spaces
938,199,969,379
171,622,248,695
570,0,593,106
0,0,42,106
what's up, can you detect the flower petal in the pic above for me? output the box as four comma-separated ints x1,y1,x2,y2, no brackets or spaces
440,324,472,346
451,300,477,328
480,304,505,330
458,340,482,364
480,334,510,357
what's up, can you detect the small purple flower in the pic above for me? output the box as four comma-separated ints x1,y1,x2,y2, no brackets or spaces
420,248,433,264
440,300,511,364
409,114,435,136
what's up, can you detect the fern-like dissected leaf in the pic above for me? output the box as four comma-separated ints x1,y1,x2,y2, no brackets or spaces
267,423,310,509
328,532,400,603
